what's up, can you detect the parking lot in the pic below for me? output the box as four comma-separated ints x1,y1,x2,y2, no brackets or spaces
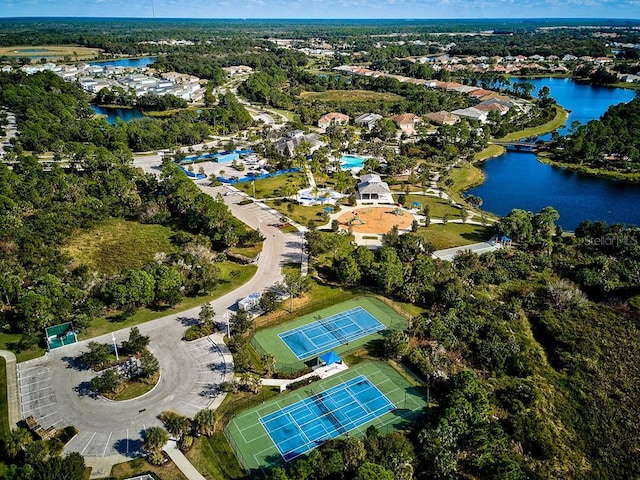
17,332,230,459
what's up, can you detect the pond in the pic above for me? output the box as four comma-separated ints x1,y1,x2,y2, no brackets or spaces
91,105,145,125
89,57,156,68
467,78,639,229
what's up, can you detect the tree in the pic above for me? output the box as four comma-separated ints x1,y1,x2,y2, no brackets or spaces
80,341,111,370
160,411,191,440
376,247,404,294
261,353,276,377
198,302,216,329
4,427,33,458
259,290,279,313
383,331,410,359
194,408,217,437
143,426,169,453
354,462,394,480
33,451,85,480
121,327,150,355
337,256,362,286
231,309,252,335
90,368,124,394
140,349,159,378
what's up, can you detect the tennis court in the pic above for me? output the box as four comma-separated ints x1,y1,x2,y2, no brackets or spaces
252,297,408,371
225,361,427,473
279,307,385,360
260,375,394,461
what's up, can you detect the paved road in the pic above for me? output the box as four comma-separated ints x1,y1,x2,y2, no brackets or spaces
0,350,20,429
432,241,499,261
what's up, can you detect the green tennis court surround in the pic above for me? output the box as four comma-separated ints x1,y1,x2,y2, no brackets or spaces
252,297,408,373
224,361,427,474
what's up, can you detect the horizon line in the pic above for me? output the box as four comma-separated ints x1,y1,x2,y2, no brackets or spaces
1,16,639,21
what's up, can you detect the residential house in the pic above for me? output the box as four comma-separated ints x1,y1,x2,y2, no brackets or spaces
318,112,350,129
354,113,383,131
356,174,393,202
424,111,460,126
450,107,489,123
475,98,511,115
391,113,422,135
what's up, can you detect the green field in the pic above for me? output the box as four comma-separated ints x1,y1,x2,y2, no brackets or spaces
497,104,568,142
63,218,179,275
265,201,330,228
394,194,460,218
416,223,492,250
300,90,403,103
234,173,308,199
225,361,426,474
252,297,407,371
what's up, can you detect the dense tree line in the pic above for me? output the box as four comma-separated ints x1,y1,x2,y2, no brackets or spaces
0,154,249,346
0,71,211,153
303,208,640,479
547,96,640,173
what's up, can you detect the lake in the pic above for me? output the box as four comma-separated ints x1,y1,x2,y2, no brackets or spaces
467,78,640,229
91,105,145,125
89,57,156,68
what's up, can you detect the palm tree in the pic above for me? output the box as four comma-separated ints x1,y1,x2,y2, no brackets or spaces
5,427,32,458
261,353,276,377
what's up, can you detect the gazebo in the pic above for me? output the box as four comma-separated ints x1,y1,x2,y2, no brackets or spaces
318,351,342,367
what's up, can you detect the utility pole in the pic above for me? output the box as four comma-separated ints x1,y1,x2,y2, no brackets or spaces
111,333,119,361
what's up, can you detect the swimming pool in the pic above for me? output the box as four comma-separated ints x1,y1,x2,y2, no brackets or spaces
341,154,367,170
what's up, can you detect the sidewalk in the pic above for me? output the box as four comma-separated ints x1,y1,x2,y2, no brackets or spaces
0,350,20,430
164,440,206,480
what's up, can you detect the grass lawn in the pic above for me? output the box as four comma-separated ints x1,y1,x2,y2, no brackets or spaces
110,456,187,480
186,433,246,480
106,373,159,401
63,218,179,275
475,144,505,161
0,45,101,59
234,173,308,199
225,361,426,474
80,262,256,340
0,356,9,437
394,194,460,218
265,200,330,228
0,333,46,363
416,223,493,250
253,296,408,368
300,90,404,103
447,162,486,204
497,105,568,142
229,242,263,260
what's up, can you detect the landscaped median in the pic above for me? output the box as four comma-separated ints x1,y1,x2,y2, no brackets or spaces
224,361,426,474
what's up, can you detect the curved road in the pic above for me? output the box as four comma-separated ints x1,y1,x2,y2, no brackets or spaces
15,162,301,476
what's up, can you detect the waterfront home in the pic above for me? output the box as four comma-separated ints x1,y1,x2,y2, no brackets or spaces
450,107,489,123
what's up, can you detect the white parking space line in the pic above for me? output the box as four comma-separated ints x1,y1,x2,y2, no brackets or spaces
102,432,113,457
37,410,58,421
181,400,203,409
81,432,97,455
20,385,53,396
21,394,55,404
50,419,65,427
19,377,52,387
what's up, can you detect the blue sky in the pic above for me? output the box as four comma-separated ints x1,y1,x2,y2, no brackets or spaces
1,0,639,19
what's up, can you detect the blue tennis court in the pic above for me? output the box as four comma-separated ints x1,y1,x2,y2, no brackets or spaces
278,307,385,360
259,375,395,461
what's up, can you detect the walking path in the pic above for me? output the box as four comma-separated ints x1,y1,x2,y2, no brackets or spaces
164,440,207,480
0,350,20,430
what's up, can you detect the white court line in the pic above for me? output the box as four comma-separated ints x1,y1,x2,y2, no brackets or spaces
80,432,97,455
102,432,113,457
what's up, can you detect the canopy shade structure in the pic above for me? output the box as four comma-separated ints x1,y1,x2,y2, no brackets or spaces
319,351,341,366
